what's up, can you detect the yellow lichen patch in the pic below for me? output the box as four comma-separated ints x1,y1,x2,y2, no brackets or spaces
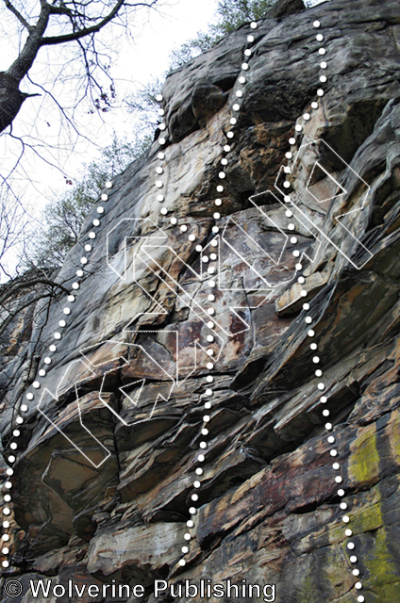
378,582,400,602
390,410,400,463
349,424,380,487
324,548,354,592
364,526,399,597
299,570,318,603
350,499,384,535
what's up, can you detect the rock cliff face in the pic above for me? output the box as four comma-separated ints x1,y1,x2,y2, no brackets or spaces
1,0,400,601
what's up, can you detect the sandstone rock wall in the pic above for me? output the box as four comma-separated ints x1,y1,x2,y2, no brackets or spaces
1,0,400,601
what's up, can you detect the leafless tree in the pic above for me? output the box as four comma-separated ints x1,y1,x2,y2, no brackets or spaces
0,0,159,133
0,0,161,283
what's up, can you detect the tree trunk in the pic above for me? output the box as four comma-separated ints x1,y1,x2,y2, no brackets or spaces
0,3,50,133
0,72,22,132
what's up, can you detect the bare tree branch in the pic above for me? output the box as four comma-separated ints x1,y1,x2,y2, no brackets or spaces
3,0,32,31
0,292,52,340
0,0,159,133
0,277,70,306
0,0,160,280
7,2,52,82
41,1,152,46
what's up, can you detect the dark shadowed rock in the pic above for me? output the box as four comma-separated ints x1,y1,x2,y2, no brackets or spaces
191,81,226,128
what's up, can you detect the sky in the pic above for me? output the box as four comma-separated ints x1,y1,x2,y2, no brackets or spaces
0,0,219,277
119,0,219,89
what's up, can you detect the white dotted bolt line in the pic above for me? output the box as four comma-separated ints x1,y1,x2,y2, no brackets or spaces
305,329,363,601
282,23,327,190
1,87,176,568
0,85,183,570
153,92,170,218
111,89,216,566
282,19,364,602
1,23,365,599
175,19,365,598
177,19,260,569
1,182,115,569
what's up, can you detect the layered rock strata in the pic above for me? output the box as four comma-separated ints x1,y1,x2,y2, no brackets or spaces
1,0,400,601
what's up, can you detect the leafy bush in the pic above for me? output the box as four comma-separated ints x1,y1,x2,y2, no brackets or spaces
169,0,277,67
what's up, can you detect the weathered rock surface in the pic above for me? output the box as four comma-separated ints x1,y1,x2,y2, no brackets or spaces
1,0,400,601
